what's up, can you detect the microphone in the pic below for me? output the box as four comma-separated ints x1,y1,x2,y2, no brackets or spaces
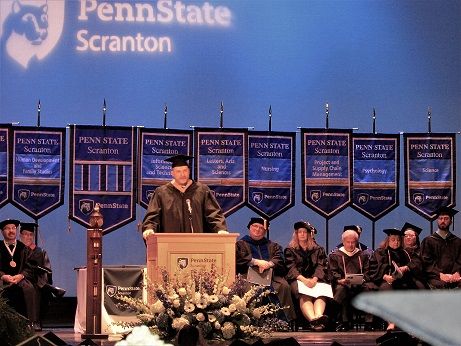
186,199,192,215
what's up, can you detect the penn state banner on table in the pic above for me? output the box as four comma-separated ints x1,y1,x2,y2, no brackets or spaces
10,127,66,218
404,133,456,220
194,128,247,216
352,134,400,221
301,129,352,219
247,131,296,220
0,125,10,208
138,128,193,209
69,125,137,234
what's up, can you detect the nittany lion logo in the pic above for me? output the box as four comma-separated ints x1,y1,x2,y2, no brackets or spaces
177,258,189,269
18,189,30,201
79,199,95,215
0,0,64,68
357,193,369,205
106,285,117,298
310,190,321,202
252,192,263,204
413,193,424,205
146,189,155,201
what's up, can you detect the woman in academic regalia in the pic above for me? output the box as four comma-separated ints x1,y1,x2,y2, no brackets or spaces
401,222,427,289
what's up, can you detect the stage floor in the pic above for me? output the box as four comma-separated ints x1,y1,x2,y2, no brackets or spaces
37,328,384,345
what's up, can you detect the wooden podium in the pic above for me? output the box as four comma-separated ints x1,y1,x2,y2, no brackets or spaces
146,233,239,287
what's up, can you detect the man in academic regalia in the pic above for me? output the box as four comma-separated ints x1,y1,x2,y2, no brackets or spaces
142,155,227,237
19,222,66,328
0,219,40,331
236,217,296,323
420,207,461,289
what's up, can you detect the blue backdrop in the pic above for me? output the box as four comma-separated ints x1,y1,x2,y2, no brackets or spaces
1,0,460,295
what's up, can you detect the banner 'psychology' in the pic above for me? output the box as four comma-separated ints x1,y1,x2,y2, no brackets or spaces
301,129,352,219
69,125,136,234
0,126,10,208
195,128,247,216
352,134,400,220
247,132,295,219
11,127,65,218
404,133,456,220
138,129,192,209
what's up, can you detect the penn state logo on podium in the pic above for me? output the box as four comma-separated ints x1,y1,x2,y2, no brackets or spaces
177,258,189,269
106,285,117,298
0,0,65,68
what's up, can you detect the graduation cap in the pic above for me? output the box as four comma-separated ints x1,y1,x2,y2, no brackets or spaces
247,217,268,229
343,225,362,235
293,221,317,234
435,206,458,218
383,228,401,236
401,222,422,236
0,219,20,230
165,154,193,168
20,222,38,233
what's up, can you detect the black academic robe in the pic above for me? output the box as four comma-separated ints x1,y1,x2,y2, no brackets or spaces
420,232,461,288
284,244,329,284
26,246,52,288
0,240,31,279
328,248,371,287
142,181,227,233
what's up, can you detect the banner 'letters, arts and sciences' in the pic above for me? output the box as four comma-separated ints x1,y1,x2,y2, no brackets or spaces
301,129,352,219
0,126,10,208
138,129,192,209
11,127,65,218
247,132,295,220
352,134,400,221
69,125,136,234
404,133,456,220
195,129,247,216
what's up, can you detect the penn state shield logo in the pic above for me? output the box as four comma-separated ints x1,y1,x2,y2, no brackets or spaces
252,192,263,204
177,258,189,269
146,189,155,201
413,193,424,205
79,199,94,215
310,190,321,202
18,189,30,201
106,285,117,297
357,193,369,205
0,0,65,68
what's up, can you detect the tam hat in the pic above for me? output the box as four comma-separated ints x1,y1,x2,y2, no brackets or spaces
165,154,193,168
435,206,458,218
0,219,20,231
294,221,317,234
343,225,362,235
383,228,401,236
247,217,268,229
20,222,38,234
401,222,422,236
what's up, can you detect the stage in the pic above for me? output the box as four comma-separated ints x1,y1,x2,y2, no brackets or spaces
34,328,384,346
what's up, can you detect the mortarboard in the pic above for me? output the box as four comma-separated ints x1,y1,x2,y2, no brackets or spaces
165,154,193,168
401,222,422,236
383,228,401,236
20,222,38,233
343,225,362,235
435,206,458,218
0,219,20,230
247,217,268,229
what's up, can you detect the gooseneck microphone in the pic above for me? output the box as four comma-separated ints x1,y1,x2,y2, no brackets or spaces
185,199,194,233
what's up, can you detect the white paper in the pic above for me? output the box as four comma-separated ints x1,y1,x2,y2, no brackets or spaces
297,280,333,298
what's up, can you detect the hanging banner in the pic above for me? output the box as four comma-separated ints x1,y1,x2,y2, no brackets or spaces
404,133,456,220
194,128,247,216
69,125,136,234
247,131,295,219
0,125,10,208
301,129,352,219
138,129,193,209
352,134,400,221
11,127,66,218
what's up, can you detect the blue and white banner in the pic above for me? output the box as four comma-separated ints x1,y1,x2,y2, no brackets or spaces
138,128,192,209
69,125,136,234
301,129,352,219
194,128,247,216
0,125,10,208
247,131,295,219
404,133,456,220
352,134,400,221
11,127,65,218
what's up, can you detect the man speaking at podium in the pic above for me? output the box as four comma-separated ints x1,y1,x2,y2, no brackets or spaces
142,155,228,237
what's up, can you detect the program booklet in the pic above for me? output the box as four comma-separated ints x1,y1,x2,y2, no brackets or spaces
297,280,333,298
246,266,273,286
345,273,364,285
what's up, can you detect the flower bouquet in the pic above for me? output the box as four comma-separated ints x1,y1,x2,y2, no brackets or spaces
114,267,289,342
